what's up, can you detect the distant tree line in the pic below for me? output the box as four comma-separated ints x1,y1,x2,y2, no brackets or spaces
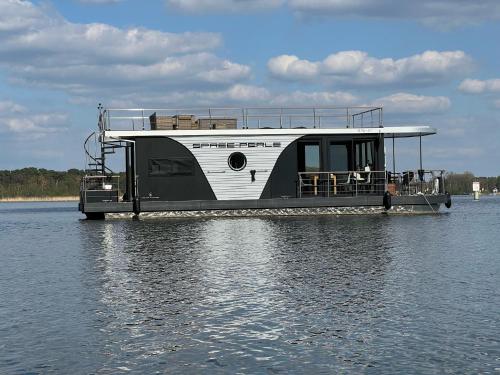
0,168,498,198
445,172,500,195
0,168,86,198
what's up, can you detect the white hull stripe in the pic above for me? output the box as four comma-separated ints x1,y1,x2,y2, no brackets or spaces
171,135,302,200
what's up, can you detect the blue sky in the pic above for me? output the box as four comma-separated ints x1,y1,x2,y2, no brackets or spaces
0,0,499,175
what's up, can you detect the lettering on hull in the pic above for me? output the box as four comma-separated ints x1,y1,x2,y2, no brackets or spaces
193,142,281,149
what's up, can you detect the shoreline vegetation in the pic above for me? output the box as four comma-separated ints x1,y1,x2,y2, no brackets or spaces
0,196,79,202
0,168,499,200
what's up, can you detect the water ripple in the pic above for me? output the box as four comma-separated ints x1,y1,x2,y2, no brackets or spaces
0,198,499,373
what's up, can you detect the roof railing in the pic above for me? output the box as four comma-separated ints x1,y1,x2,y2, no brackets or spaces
99,106,383,131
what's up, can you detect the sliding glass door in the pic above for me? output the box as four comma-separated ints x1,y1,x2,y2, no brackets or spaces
298,142,321,172
329,143,349,171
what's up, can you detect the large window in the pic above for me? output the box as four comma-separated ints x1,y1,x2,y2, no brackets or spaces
304,144,320,172
148,158,194,177
355,141,375,170
329,143,349,171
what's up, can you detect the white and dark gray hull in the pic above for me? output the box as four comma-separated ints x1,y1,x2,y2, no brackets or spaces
80,129,450,219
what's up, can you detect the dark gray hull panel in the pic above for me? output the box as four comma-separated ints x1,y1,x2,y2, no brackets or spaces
81,194,448,217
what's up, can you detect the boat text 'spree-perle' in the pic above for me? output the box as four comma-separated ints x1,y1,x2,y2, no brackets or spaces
79,106,451,219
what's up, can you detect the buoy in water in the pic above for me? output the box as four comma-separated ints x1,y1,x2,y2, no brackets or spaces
445,192,452,208
383,191,392,210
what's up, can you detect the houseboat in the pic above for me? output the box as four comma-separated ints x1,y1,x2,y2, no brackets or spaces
79,106,451,219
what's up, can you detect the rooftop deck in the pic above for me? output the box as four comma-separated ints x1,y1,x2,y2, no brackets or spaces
99,106,384,131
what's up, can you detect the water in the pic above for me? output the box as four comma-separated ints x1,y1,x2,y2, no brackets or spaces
1,197,499,374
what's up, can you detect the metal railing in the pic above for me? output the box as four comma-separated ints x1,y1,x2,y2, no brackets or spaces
100,106,383,131
387,170,446,196
80,175,121,203
298,169,446,198
298,171,387,197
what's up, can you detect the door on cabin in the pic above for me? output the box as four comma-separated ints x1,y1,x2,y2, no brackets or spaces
298,142,321,196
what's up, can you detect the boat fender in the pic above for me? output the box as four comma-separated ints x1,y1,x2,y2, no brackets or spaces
445,192,452,208
133,197,141,215
383,191,392,210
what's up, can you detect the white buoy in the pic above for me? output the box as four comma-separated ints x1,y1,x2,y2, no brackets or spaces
473,181,480,200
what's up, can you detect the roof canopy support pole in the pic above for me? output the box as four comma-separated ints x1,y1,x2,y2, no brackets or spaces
392,135,396,176
419,134,423,189
419,134,423,171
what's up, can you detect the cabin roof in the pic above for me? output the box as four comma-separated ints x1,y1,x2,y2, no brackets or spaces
104,125,436,140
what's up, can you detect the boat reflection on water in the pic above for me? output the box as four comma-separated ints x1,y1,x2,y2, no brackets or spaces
77,215,393,372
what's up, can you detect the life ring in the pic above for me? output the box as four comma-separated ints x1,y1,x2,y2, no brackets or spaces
383,191,392,210
445,192,452,208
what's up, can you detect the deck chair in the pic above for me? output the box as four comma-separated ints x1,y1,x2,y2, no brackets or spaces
335,173,351,194
359,172,372,194
402,171,414,194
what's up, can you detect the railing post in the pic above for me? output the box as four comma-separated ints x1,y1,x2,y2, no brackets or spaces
327,173,330,197
298,173,301,198
313,108,316,129
442,171,445,194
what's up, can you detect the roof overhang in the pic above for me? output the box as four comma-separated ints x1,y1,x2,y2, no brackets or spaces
104,125,436,140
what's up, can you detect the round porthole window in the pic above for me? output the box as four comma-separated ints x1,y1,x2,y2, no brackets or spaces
228,152,247,171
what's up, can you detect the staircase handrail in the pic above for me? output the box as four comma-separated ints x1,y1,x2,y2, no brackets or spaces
83,131,113,175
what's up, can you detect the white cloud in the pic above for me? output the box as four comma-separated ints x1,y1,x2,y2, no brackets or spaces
270,90,358,106
371,93,451,114
0,0,48,32
268,50,472,87
0,100,69,135
78,0,122,3
10,53,250,92
167,0,283,13
0,0,250,100
289,0,500,28
225,84,271,102
458,78,500,94
0,100,25,113
267,55,320,80
165,0,500,28
103,84,271,108
102,85,358,108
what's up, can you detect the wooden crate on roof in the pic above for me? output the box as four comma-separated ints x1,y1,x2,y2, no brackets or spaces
149,112,175,130
149,113,198,130
197,118,237,130
174,115,196,130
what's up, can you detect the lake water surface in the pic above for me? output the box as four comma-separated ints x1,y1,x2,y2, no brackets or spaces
1,196,499,374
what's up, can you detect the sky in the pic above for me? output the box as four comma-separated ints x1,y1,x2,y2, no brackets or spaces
0,0,499,175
